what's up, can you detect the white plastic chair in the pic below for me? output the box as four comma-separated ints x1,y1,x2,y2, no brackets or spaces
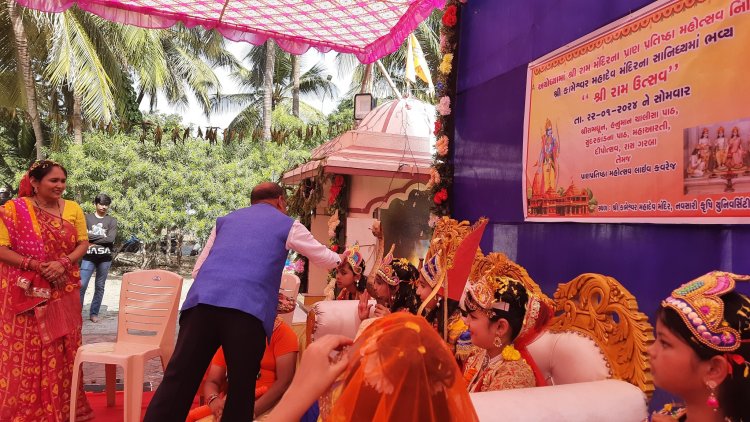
70,270,183,422
279,273,300,326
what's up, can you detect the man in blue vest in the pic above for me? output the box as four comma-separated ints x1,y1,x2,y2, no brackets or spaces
144,182,342,422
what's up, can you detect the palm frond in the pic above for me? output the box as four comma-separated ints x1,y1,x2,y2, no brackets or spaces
296,63,338,99
45,10,115,123
227,106,262,134
210,92,260,114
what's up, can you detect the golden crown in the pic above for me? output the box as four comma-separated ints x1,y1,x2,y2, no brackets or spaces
377,245,401,286
662,271,750,352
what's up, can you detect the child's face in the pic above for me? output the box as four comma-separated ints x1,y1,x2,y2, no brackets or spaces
648,318,708,398
335,263,357,290
373,276,393,304
415,275,438,310
465,310,498,350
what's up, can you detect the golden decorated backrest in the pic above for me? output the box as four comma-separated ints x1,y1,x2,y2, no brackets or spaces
548,273,654,398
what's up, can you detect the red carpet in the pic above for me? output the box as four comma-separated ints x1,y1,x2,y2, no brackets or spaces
86,391,201,421
85,390,154,421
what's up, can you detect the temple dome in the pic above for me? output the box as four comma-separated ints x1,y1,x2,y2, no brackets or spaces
356,98,435,138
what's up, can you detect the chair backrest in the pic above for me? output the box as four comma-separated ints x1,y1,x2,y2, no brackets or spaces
279,273,301,326
117,270,183,349
528,273,654,398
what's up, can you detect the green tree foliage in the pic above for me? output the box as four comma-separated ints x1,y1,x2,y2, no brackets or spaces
325,98,355,140
47,122,312,259
0,109,48,187
1,4,235,156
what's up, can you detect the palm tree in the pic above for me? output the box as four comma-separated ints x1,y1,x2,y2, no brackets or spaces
212,43,337,140
46,9,119,144
130,25,240,117
263,40,275,142
4,0,44,158
2,6,237,155
292,54,300,117
336,10,442,101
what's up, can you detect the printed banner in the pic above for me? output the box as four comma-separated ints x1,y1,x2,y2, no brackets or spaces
523,0,750,223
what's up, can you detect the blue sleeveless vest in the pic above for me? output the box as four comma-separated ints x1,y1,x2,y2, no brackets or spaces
182,203,294,338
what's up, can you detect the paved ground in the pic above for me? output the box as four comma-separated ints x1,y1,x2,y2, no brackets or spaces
79,275,308,391
80,276,194,390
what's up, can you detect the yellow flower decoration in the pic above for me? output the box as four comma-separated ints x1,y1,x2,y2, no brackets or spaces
439,53,453,74
501,344,521,361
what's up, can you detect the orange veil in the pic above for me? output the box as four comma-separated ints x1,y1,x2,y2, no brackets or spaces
324,313,479,422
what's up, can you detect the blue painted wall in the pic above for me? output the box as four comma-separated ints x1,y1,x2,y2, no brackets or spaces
452,0,750,409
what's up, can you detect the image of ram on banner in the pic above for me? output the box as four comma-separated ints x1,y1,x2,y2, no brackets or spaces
523,0,750,223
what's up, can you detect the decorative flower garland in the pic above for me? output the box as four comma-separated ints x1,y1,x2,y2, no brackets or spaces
501,344,522,361
286,169,349,292
327,174,348,253
428,0,467,221
326,174,349,297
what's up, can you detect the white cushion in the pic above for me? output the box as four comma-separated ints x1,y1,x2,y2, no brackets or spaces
470,379,647,422
527,331,610,385
310,300,373,341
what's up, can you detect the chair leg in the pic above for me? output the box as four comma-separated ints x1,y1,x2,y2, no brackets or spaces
123,357,145,422
69,353,82,422
105,363,117,407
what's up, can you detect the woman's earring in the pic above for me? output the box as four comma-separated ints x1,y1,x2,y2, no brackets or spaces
706,380,719,411
493,337,503,348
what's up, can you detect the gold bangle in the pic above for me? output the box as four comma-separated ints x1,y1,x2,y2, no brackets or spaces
207,393,220,406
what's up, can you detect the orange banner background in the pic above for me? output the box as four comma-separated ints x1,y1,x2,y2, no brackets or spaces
523,0,750,222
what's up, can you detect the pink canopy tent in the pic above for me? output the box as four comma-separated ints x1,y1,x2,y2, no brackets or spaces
15,0,444,63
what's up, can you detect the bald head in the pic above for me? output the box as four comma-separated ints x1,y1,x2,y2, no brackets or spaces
251,182,285,204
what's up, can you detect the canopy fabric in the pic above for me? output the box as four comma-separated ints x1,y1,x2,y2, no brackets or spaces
15,0,444,63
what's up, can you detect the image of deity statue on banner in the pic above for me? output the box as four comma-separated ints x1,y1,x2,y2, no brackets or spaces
531,118,560,196
527,118,595,218
683,120,750,195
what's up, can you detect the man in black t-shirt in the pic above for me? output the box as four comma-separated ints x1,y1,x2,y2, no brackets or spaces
0,186,10,206
80,193,118,323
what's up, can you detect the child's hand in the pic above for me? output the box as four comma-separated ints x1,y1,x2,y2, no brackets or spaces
358,291,372,320
373,304,391,317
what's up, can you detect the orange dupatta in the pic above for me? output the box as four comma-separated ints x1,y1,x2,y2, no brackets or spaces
322,313,479,422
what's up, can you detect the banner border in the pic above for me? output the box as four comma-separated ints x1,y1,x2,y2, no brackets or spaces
522,0,750,224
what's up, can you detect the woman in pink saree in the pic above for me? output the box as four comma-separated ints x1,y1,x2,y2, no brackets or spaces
0,160,93,421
